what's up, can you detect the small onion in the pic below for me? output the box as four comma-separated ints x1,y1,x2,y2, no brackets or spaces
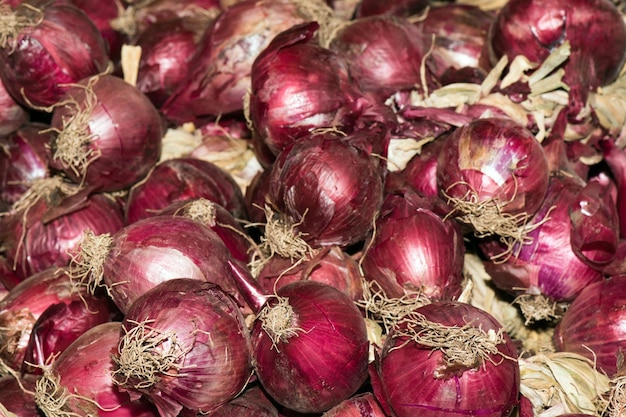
0,2,110,108
34,321,161,417
360,189,465,301
112,278,253,417
125,157,247,224
69,214,244,314
370,301,520,417
48,74,163,192
229,260,370,413
554,274,626,377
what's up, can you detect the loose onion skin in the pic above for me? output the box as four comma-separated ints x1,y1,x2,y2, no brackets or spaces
113,278,253,417
0,2,110,109
371,301,520,417
34,321,161,417
267,133,384,250
553,274,626,377
361,190,465,300
48,74,163,192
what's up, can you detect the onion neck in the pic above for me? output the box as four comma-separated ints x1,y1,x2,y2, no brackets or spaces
228,260,269,314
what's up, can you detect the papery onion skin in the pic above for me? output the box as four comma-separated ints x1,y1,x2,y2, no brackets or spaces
0,2,110,109
203,385,279,417
100,215,243,314
35,321,161,417
70,0,127,62
480,175,605,304
125,157,247,224
553,274,626,377
355,0,428,18
0,373,40,417
268,133,384,249
360,189,465,300
437,117,550,222
321,392,387,417
0,76,27,136
114,278,252,417
161,0,323,125
49,74,163,193
250,280,370,413
2,189,125,281
371,301,520,417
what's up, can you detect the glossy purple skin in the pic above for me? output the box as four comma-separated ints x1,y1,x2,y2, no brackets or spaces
268,134,384,249
372,301,520,417
0,76,27,136
252,280,369,414
554,274,626,377
118,279,252,417
49,74,163,193
0,3,110,108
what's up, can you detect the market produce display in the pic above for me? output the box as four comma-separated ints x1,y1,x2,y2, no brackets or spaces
1,0,626,416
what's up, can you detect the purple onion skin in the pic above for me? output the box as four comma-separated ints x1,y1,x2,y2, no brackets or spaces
102,215,243,314
0,76,27,136
394,136,446,199
252,280,370,413
117,279,252,417
321,392,387,417
161,0,313,125
328,15,430,102
70,0,127,62
601,139,626,239
2,191,125,281
49,74,163,193
372,301,520,417
268,134,384,249
125,157,247,224
204,384,279,417
489,0,626,117
0,122,52,208
0,373,40,417
481,175,604,303
437,117,550,219
249,22,364,157
361,190,465,300
355,0,428,18
0,3,110,109
554,274,626,377
38,321,161,417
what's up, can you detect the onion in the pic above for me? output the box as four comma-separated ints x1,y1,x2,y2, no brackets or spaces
370,301,520,417
488,0,626,119
600,138,626,239
1,183,125,281
203,384,279,417
354,0,428,18
111,278,252,417
480,174,605,323
161,0,333,125
360,189,465,301
70,0,128,62
255,246,364,302
328,15,431,102
245,166,272,225
48,74,163,192
125,157,247,224
68,214,244,314
391,134,446,198
0,2,110,109
553,274,626,378
0,122,52,210
264,132,384,254
34,321,161,417
436,117,550,255
0,373,40,417
321,392,387,416
0,76,28,136
229,260,370,413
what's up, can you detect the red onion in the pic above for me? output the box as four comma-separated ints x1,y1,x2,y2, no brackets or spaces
391,135,447,199
34,321,160,417
265,132,384,252
321,392,387,416
0,255,23,290
161,0,333,125
69,214,244,314
112,278,252,417
229,260,370,413
204,384,279,417
48,74,163,192
125,157,247,224
255,246,364,302
1,184,125,281
132,17,205,108
245,166,272,224
70,0,127,62
600,138,626,239
553,274,626,377
412,4,494,81
0,122,52,210
436,117,550,253
0,76,27,136
370,301,520,417
488,0,626,119
360,189,465,301
0,373,40,417
328,15,431,102
0,2,110,109
355,0,428,18
480,175,605,323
